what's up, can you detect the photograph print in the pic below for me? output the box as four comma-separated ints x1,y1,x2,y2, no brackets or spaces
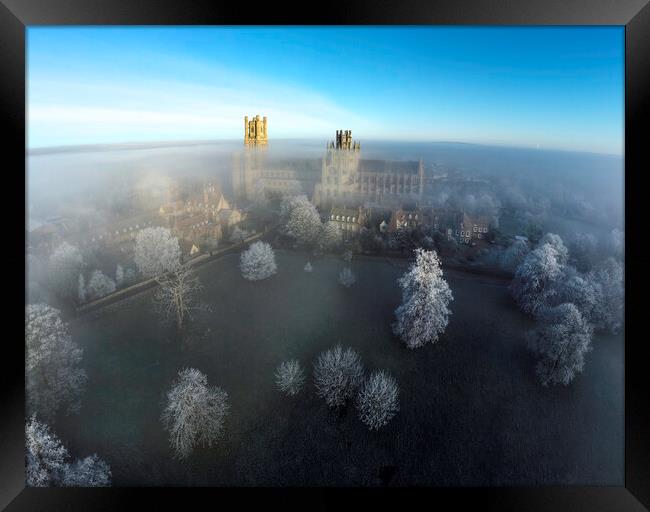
25,26,624,487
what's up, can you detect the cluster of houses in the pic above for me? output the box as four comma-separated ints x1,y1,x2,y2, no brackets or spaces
28,182,247,261
329,204,492,246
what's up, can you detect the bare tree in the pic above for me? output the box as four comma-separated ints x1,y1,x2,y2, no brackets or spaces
356,371,400,430
314,345,364,408
275,359,306,396
154,263,202,330
25,304,87,421
161,368,230,460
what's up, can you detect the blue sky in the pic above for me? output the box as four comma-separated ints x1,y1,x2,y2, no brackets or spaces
27,26,624,154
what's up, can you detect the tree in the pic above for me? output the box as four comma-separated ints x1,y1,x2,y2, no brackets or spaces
77,274,86,303
25,415,69,486
240,241,277,281
134,227,181,278
499,239,530,271
275,359,306,396
48,242,84,301
356,371,400,431
607,228,624,257
554,270,599,323
26,416,111,487
589,257,624,333
338,267,356,288
304,261,313,273
115,264,124,287
25,304,87,421
538,233,569,264
62,454,112,487
86,270,116,301
161,368,230,459
359,227,385,253
154,263,201,330
392,248,453,349
569,232,598,271
342,249,353,263
281,195,322,246
510,243,565,316
318,221,342,251
527,303,593,386
314,345,364,408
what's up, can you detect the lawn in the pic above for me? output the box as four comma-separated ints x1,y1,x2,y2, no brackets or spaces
60,249,623,486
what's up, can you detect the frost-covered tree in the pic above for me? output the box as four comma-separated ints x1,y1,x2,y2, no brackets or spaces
154,263,202,330
25,305,87,421
338,267,357,288
281,195,322,246
608,228,624,257
318,221,342,251
538,233,569,264
392,249,453,349
569,232,598,271
26,416,111,487
62,454,112,487
161,368,230,459
48,242,84,301
77,274,86,303
134,227,181,278
86,270,116,301
527,303,593,386
589,257,624,333
554,270,599,323
25,415,69,486
314,345,364,408
342,249,353,262
275,359,306,397
115,264,124,287
356,371,400,431
499,239,530,271
304,261,313,273
510,243,565,316
240,241,277,281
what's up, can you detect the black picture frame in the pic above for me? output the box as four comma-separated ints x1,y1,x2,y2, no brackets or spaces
3,0,648,510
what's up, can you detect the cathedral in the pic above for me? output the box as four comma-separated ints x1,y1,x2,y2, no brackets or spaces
244,115,268,145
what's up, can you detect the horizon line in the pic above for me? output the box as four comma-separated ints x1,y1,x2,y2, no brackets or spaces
26,137,624,158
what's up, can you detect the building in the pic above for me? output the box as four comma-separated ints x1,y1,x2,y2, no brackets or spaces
315,132,425,208
232,151,321,201
388,208,424,233
424,208,491,244
244,114,268,145
328,130,360,151
328,205,368,240
159,185,246,252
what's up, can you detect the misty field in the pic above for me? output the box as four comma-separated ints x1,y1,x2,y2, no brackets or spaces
60,250,623,486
